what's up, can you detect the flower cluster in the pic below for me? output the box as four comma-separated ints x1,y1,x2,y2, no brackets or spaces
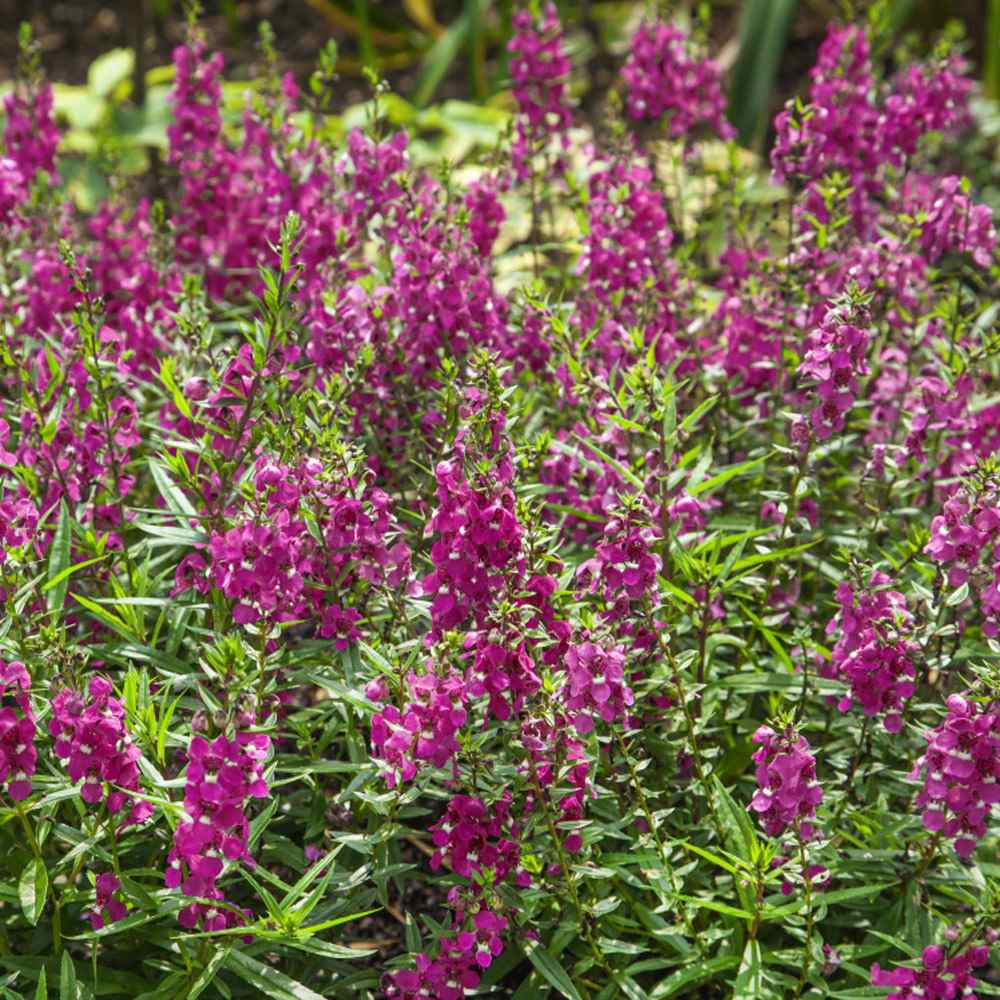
520,714,591,853
369,669,468,788
882,55,973,166
750,725,823,839
578,501,662,646
3,80,59,182
826,574,917,732
0,660,35,802
176,457,410,643
430,793,525,887
464,626,541,721
575,155,678,368
906,174,997,268
382,942,481,1000
507,3,572,181
50,676,151,825
772,24,974,233
871,943,990,1000
925,484,1000,635
771,25,878,190
422,440,523,636
86,873,127,931
165,733,270,930
798,308,871,440
912,695,1000,860
564,640,633,734
620,20,733,139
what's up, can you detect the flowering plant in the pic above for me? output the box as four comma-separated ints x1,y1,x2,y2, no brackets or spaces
0,8,999,999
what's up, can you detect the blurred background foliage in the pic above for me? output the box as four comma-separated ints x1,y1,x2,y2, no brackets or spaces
0,0,998,209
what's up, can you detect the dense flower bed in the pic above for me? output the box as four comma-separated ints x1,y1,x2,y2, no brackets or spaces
0,7,999,999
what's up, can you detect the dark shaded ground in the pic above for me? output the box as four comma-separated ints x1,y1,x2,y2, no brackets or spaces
1,1,993,123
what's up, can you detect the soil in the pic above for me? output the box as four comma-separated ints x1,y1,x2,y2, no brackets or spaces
3,1,992,123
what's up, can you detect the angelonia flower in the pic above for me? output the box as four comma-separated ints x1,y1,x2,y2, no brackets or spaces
50,676,152,825
911,694,1000,860
175,456,410,643
620,19,734,140
925,483,1000,635
771,23,974,232
422,393,523,637
387,797,519,992
519,714,591,853
3,79,59,183
0,157,26,226
453,909,508,970
165,733,270,930
574,154,679,369
826,573,917,733
423,457,523,634
0,659,36,802
381,941,481,1000
507,3,573,182
905,174,997,268
563,640,634,734
463,625,541,721
882,54,974,166
430,793,526,889
750,725,823,839
465,177,506,258
369,668,468,788
577,502,662,627
798,307,871,440
870,943,990,1000
86,872,127,931
771,25,878,191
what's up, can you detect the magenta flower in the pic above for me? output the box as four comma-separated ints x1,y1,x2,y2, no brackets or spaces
621,20,733,140
165,732,270,931
564,640,633,734
370,668,468,788
911,695,1000,860
86,872,127,931
826,573,917,733
382,941,481,1000
50,675,151,824
750,725,823,839
507,3,573,182
429,793,523,888
871,943,990,1000
0,660,36,802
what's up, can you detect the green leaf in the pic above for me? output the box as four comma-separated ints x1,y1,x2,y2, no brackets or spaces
70,593,140,643
224,950,326,1000
677,840,743,877
679,395,719,434
87,48,135,98
732,940,763,1000
58,953,76,1000
148,459,199,520
187,948,231,1000
674,895,752,921
711,776,757,863
42,557,107,599
649,956,739,998
19,859,48,927
987,0,1000,100
687,455,769,497
414,0,482,107
35,966,47,1000
728,0,799,148
46,501,72,616
524,942,584,1000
